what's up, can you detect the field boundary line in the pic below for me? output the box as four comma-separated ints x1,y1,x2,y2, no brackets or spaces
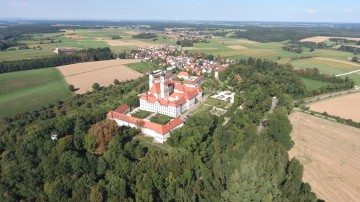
335,69,360,77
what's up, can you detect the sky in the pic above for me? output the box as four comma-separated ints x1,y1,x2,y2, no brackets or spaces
0,0,359,23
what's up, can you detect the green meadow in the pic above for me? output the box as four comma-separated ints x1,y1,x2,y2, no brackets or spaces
0,68,71,118
300,77,330,91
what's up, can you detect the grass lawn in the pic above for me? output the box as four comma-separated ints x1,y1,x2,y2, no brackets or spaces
132,110,152,119
205,97,229,108
126,62,156,73
133,135,172,153
190,103,213,115
0,68,72,118
150,113,173,125
301,77,330,91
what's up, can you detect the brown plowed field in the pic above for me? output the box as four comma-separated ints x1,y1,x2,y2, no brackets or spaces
307,92,360,122
57,59,142,94
289,112,360,202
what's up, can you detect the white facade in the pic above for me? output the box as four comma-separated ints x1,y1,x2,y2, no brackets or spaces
140,99,179,117
111,118,183,143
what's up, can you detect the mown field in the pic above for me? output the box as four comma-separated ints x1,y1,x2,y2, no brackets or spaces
0,68,71,118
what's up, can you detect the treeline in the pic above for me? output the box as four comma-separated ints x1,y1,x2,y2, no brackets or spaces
0,59,319,201
0,40,28,51
282,44,303,53
329,38,360,44
282,40,331,54
0,47,114,73
296,68,354,96
339,45,360,54
0,24,61,40
177,40,194,47
132,33,157,39
233,26,360,42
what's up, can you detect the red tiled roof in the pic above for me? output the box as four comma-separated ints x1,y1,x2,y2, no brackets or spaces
114,104,130,114
107,111,184,135
149,83,161,93
178,71,190,77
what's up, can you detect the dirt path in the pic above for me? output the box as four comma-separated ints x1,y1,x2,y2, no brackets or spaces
289,112,360,202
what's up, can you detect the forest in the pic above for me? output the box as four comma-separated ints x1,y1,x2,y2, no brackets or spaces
0,58,320,201
0,47,114,73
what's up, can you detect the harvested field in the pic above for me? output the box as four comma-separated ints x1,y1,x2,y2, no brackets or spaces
289,111,360,202
300,36,360,43
57,59,142,94
98,39,161,48
227,45,248,50
307,92,360,122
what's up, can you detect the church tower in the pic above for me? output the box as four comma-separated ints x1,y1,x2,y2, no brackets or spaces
160,71,166,98
149,71,154,89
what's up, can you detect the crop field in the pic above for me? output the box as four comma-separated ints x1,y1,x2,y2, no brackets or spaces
57,59,143,94
291,58,360,75
289,112,360,202
300,77,329,91
0,68,71,118
126,62,156,73
300,36,360,43
307,92,360,122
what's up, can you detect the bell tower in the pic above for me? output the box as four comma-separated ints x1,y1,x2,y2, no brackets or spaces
149,71,154,89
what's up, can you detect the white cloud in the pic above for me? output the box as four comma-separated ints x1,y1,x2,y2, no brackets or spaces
305,9,316,14
341,9,351,13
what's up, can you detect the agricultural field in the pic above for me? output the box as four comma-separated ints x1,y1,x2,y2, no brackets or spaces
307,92,360,122
300,77,329,91
126,62,157,73
291,58,360,75
289,111,360,202
57,59,143,94
2,26,360,91
300,36,360,43
0,68,71,118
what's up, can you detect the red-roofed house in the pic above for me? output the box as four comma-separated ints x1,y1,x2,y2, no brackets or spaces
177,71,190,79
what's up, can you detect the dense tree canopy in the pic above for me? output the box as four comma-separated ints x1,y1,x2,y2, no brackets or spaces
0,58,319,201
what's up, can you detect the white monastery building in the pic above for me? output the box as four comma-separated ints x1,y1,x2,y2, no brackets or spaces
107,71,204,143
139,71,203,117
